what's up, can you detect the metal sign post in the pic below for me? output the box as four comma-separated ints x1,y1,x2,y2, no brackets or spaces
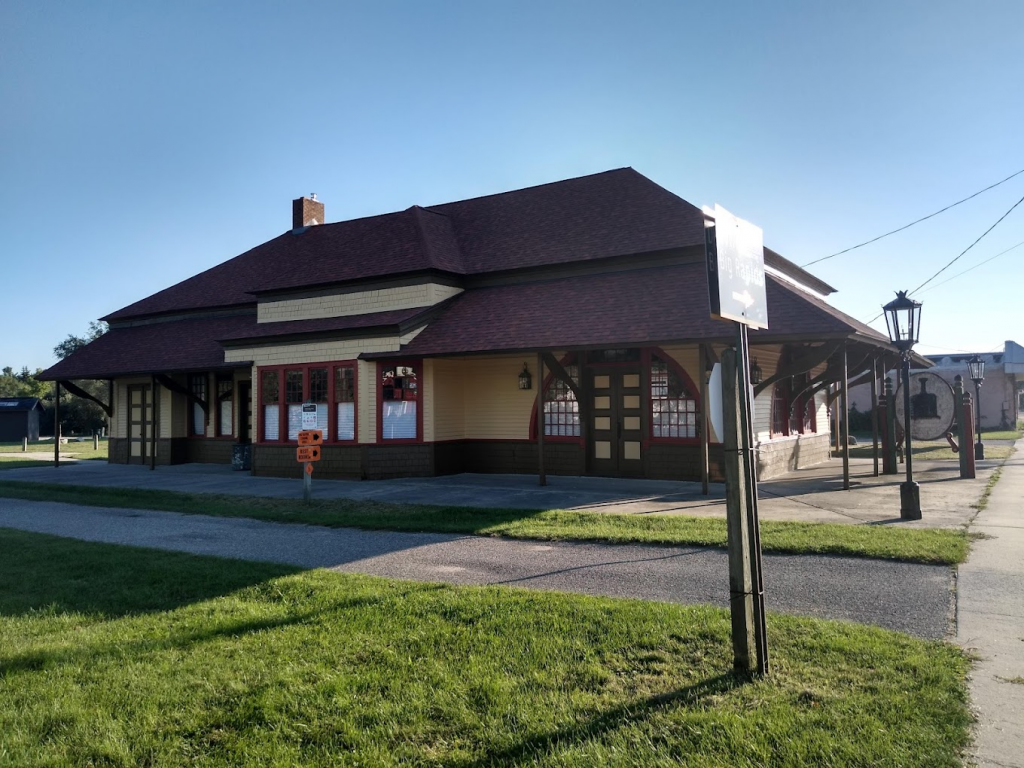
705,205,769,677
297,429,323,503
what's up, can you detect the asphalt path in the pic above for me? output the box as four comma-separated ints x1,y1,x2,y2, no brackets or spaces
0,499,954,638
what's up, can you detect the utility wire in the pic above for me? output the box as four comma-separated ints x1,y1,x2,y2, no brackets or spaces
864,191,1024,324
916,238,1024,295
801,166,1024,268
910,191,1024,293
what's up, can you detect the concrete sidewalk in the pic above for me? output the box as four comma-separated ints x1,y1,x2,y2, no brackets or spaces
0,453,999,528
957,444,1024,767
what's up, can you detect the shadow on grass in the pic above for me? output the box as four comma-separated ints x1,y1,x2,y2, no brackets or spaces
464,672,742,767
0,528,300,619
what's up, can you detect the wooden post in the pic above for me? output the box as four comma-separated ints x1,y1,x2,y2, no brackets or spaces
699,343,710,495
150,375,158,471
884,375,898,474
536,352,546,486
303,464,312,502
54,381,60,468
841,344,850,490
22,437,27,452
93,432,99,450
870,356,880,477
722,324,768,677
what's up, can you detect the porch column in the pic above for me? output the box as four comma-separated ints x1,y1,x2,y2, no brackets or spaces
841,344,850,490
150,374,159,471
870,356,880,477
536,352,546,486
53,381,60,468
699,343,710,495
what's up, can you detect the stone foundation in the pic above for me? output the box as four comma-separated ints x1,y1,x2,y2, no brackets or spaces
755,433,832,480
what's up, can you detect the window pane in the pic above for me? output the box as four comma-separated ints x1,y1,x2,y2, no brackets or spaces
650,355,697,439
543,361,580,437
285,370,303,404
261,370,279,441
287,404,302,441
263,405,279,441
220,400,233,436
382,364,417,439
310,368,328,403
217,378,233,436
335,367,355,402
190,374,208,436
337,401,355,440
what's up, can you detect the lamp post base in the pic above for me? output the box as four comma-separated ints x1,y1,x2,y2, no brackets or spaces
975,442,985,460
900,481,922,520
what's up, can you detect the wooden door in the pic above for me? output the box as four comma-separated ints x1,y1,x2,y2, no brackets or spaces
589,367,644,477
128,384,152,465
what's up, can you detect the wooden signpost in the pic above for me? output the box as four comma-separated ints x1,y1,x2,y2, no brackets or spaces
705,204,770,677
297,426,322,502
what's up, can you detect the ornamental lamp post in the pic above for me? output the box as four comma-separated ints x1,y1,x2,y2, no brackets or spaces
967,354,985,460
882,290,923,520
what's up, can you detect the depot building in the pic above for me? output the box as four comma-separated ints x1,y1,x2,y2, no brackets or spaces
42,169,902,481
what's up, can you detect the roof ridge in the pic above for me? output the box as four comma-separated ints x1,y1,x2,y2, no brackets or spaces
423,168,636,211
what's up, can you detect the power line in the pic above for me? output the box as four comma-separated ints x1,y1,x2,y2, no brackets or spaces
801,166,1024,268
910,192,1024,293
917,238,1024,295
864,191,1024,324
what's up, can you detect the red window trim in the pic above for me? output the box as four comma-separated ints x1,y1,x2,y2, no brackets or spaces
528,353,583,443
377,360,423,444
646,347,701,446
215,374,234,439
256,361,359,445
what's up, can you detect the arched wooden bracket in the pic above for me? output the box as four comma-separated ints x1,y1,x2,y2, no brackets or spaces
58,379,113,417
752,340,843,398
155,373,208,413
540,352,581,402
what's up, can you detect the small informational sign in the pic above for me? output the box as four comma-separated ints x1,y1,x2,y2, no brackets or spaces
296,445,321,462
705,204,769,329
894,372,956,441
301,402,319,430
297,429,323,446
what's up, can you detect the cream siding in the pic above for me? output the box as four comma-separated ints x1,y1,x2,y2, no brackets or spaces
428,359,466,441
257,283,463,323
462,355,550,440
224,336,400,367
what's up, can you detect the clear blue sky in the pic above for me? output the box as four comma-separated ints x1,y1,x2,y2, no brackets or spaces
2,1,1022,371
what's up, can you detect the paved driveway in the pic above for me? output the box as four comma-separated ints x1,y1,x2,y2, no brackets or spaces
0,498,954,639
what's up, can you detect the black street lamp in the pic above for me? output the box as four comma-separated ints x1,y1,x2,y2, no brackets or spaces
967,354,985,460
882,290,923,520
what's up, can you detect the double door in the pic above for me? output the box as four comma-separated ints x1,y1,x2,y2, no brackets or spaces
588,367,643,477
128,384,153,464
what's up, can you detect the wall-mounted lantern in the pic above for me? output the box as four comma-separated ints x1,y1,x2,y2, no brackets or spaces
518,363,533,391
749,358,763,385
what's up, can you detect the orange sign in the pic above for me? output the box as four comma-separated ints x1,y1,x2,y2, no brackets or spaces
305,462,314,475
298,430,323,446
296,446,321,462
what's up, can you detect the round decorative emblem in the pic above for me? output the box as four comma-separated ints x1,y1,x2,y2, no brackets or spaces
893,371,956,441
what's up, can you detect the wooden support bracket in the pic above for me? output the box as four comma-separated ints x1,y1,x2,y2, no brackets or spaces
58,380,113,417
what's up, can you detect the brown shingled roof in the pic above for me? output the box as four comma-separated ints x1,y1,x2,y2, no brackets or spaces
369,265,889,358
103,169,710,322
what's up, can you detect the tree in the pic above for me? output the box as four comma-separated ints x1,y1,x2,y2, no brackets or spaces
53,320,108,360
52,321,110,436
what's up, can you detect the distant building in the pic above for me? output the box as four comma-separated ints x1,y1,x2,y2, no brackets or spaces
849,341,1024,429
0,398,44,442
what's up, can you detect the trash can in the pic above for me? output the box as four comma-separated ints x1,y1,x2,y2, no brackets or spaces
232,443,252,471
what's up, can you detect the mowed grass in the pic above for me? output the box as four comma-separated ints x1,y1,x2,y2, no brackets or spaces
0,439,108,470
843,440,1012,462
0,481,970,565
0,528,972,767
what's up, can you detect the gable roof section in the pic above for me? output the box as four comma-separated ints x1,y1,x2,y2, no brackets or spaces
371,264,889,358
103,169,713,322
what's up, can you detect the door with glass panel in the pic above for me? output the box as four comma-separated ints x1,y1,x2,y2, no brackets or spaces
589,367,643,477
128,384,151,465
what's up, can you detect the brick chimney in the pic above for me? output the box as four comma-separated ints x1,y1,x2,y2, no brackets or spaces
292,194,324,230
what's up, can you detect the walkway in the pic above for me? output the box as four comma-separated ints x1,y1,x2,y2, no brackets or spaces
0,453,998,528
0,497,953,639
957,444,1024,767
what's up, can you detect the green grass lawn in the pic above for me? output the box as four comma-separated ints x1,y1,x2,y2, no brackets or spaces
0,528,972,767
978,426,1023,440
0,480,970,565
842,439,1012,462
0,439,108,470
